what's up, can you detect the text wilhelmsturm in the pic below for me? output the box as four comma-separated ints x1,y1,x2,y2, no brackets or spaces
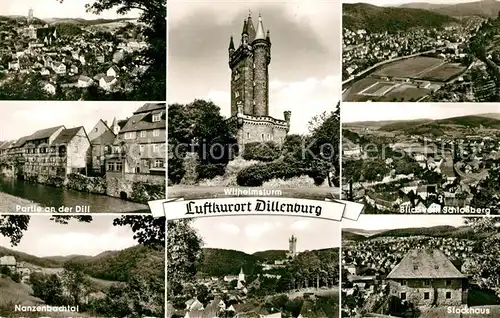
186,199,322,216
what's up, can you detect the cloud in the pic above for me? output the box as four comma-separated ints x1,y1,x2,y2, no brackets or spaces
206,90,231,110
216,222,240,235
290,220,310,230
244,222,274,238
269,75,339,134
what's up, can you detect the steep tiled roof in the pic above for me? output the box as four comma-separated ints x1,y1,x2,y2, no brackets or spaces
11,136,29,148
26,126,64,141
53,127,84,145
119,111,165,133
387,249,466,280
133,103,165,115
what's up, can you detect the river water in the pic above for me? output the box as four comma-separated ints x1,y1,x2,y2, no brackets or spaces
0,176,149,213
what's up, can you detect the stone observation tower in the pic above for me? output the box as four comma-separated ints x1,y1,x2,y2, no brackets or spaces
27,8,33,24
287,234,297,258
228,12,291,148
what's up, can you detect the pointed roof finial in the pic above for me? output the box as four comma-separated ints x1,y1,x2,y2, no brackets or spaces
229,35,235,50
255,13,266,40
248,9,252,17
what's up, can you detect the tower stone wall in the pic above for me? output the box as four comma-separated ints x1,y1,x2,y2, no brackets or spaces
228,13,290,147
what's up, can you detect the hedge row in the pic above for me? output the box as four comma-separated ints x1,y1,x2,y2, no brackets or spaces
236,158,330,186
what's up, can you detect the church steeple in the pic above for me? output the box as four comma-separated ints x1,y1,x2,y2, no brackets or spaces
254,14,266,40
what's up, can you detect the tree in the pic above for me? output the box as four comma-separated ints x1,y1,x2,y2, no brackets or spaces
61,261,94,306
83,0,166,100
166,219,203,296
306,102,341,186
128,253,165,316
168,100,238,183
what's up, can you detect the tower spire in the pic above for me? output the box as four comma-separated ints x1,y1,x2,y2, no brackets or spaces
255,13,266,40
229,35,235,50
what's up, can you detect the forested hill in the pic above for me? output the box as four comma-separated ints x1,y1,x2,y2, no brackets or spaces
0,244,162,283
401,0,500,18
343,225,490,241
343,3,458,33
198,247,339,277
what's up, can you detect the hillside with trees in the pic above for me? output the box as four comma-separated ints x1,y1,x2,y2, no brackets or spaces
402,0,500,18
343,3,457,33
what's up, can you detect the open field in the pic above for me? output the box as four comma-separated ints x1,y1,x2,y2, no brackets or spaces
344,77,432,102
373,57,445,78
359,82,398,96
343,56,466,102
419,62,466,81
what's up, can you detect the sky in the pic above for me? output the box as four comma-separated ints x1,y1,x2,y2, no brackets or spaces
342,214,466,231
168,0,341,135
343,0,480,6
192,215,341,254
342,103,500,123
0,102,144,141
0,215,140,257
0,0,139,20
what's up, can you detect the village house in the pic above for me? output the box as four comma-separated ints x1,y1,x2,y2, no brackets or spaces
51,61,66,75
23,125,91,179
77,75,93,88
0,256,16,272
106,65,120,78
87,119,122,175
99,76,118,91
387,249,467,307
42,82,56,95
106,103,166,175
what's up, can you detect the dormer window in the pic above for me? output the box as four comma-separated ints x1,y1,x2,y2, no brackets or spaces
152,112,162,122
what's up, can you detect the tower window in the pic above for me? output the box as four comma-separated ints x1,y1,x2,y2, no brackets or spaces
234,70,240,81
261,134,264,141
246,133,250,139
235,91,240,98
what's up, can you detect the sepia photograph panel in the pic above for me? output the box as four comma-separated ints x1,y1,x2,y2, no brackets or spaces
341,215,500,317
167,215,340,318
0,0,166,101
342,103,500,214
168,0,341,201
341,0,500,103
0,214,165,317
0,102,166,213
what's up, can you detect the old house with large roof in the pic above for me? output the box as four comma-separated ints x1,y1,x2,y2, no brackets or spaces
23,125,90,179
387,249,467,307
107,103,166,175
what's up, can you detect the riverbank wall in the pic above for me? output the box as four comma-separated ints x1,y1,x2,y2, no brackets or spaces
106,172,166,204
1,164,165,205
24,174,107,195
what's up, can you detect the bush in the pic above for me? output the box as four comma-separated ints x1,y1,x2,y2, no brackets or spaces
236,160,304,187
242,141,280,162
236,156,332,187
197,163,226,180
